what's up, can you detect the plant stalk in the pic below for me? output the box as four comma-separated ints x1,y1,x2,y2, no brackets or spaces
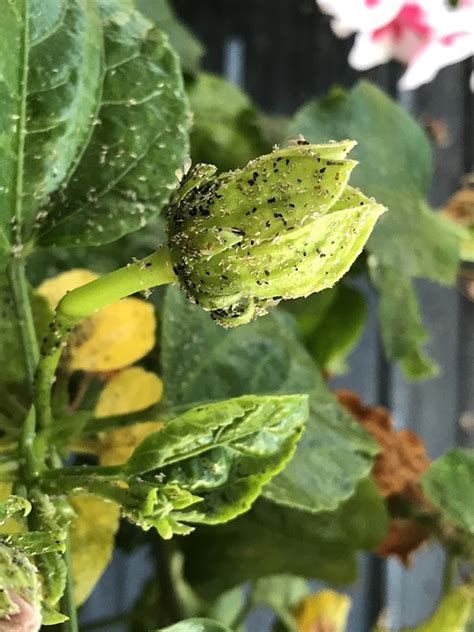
62,533,79,632
6,257,39,394
34,246,176,431
442,553,457,595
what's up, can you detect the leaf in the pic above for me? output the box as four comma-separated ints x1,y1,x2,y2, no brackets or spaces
293,590,351,632
421,448,474,536
336,389,431,501
0,0,103,267
284,283,367,374
1,530,66,556
289,81,460,378
69,494,120,605
182,477,388,598
95,367,164,465
374,586,474,632
126,394,307,528
137,0,204,74
36,551,67,620
0,495,31,525
126,394,307,475
0,541,42,619
186,72,270,170
161,287,377,513
368,262,438,379
154,620,232,632
38,269,157,371
442,179,474,262
251,575,309,631
377,519,429,566
36,0,190,249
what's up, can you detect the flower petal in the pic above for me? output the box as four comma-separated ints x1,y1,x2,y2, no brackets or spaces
318,0,405,34
349,32,397,70
399,34,474,90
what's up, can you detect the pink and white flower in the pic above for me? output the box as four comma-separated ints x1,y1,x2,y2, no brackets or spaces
317,0,474,90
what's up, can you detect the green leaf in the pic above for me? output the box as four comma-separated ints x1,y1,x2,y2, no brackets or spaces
161,287,377,513
422,448,474,535
37,0,190,249
12,0,188,250
369,262,438,379
289,81,460,378
251,575,309,631
182,477,388,598
186,72,270,170
284,283,367,374
1,530,66,556
36,551,67,619
154,620,232,632
125,394,307,529
374,586,474,632
126,395,307,474
138,0,204,74
0,0,103,266
0,495,31,524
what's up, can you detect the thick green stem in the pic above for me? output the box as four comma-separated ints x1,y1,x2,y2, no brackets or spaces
6,258,42,492
58,245,176,319
34,246,176,432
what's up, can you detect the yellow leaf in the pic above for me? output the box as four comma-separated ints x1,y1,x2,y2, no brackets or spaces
294,589,351,632
95,367,164,465
38,269,156,372
69,494,120,606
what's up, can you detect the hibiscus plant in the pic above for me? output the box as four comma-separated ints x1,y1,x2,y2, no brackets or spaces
0,1,473,631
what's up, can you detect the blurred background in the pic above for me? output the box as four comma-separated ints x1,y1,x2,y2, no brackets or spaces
79,1,473,630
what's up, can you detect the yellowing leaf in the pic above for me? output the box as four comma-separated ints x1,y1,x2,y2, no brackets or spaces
95,367,164,466
38,269,156,372
294,589,351,632
69,494,120,606
374,586,474,632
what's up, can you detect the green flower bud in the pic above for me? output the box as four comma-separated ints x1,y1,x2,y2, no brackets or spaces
0,542,42,631
167,140,386,326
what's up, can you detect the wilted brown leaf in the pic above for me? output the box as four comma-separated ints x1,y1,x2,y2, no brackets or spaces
377,518,429,566
336,389,430,502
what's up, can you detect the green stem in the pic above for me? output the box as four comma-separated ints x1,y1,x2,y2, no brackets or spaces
41,464,122,479
6,258,39,393
153,536,185,626
6,258,42,492
442,553,457,595
62,533,79,632
34,246,176,431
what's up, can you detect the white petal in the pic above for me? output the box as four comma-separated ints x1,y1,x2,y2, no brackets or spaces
317,0,404,33
348,32,397,70
399,36,474,90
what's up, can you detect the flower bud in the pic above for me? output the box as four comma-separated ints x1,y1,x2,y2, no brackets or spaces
0,543,42,631
167,140,385,327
